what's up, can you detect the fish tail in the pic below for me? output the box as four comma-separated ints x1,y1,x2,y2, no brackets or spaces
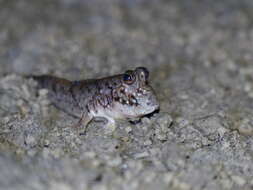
26,75,72,93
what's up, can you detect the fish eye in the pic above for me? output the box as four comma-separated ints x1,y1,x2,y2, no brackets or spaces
136,67,149,81
143,68,149,79
123,73,134,84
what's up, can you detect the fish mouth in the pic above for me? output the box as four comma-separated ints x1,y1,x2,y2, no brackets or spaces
147,94,160,110
139,100,160,116
153,103,160,111
144,107,160,119
149,103,160,114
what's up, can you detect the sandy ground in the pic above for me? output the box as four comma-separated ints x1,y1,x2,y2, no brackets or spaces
1,0,253,189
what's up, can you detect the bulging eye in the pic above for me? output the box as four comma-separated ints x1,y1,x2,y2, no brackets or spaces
143,68,149,79
141,68,149,80
136,67,149,81
123,73,134,84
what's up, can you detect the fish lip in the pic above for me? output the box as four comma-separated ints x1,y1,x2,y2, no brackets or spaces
141,107,160,119
145,102,160,115
154,104,160,111
151,104,160,114
148,97,160,110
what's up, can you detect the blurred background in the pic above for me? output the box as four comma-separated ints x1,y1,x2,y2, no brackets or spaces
1,0,253,190
1,0,253,75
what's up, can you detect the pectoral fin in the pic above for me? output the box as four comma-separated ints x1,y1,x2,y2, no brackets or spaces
73,112,93,135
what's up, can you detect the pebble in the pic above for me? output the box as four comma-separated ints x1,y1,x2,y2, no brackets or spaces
108,156,122,167
163,172,174,185
143,139,152,146
172,178,191,190
92,184,107,190
2,116,10,124
49,182,72,190
142,117,152,125
156,132,167,141
156,112,173,129
51,148,63,158
231,175,246,186
27,149,37,157
125,126,132,133
39,89,48,96
133,151,149,159
237,118,253,135
176,117,190,128
154,113,173,141
143,172,156,183
24,134,37,147
42,148,50,158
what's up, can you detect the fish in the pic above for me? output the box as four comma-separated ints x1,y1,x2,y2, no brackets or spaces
29,67,159,130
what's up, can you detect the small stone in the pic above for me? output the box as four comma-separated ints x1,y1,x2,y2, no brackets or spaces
149,148,160,156
121,136,129,142
143,139,152,146
217,127,228,137
176,117,190,128
125,126,132,133
144,172,156,183
104,123,116,134
21,84,31,99
237,118,253,135
91,159,101,168
50,182,72,190
133,151,149,159
201,137,212,146
156,132,167,141
180,94,189,100
221,179,233,189
248,92,253,98
51,148,63,158
154,113,173,141
91,184,107,190
142,117,152,124
172,179,191,190
2,116,10,124
42,148,50,159
249,179,253,186
108,157,122,167
84,151,96,159
15,148,25,156
163,172,174,185
156,112,173,129
39,89,48,96
244,82,252,92
17,99,24,106
40,99,51,106
221,141,230,150
231,175,246,186
24,134,37,147
27,149,37,157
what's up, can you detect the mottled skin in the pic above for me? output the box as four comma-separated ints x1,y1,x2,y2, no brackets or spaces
31,67,159,129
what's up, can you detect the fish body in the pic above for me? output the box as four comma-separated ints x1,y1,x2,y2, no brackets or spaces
30,67,159,128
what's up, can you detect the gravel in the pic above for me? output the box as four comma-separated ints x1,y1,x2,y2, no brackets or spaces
1,0,253,189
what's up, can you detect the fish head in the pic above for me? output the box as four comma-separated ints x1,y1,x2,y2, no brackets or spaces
112,67,160,119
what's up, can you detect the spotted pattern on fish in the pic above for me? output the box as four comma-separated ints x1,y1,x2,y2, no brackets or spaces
29,67,160,129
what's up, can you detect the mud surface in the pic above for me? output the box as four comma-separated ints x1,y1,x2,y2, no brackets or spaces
1,0,253,189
